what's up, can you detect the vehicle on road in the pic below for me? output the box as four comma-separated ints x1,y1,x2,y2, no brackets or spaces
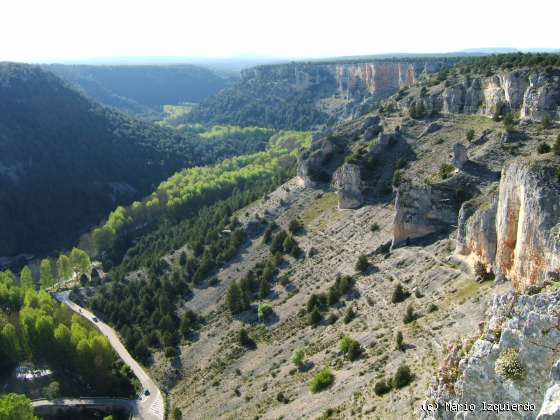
144,389,150,396
92,317,98,322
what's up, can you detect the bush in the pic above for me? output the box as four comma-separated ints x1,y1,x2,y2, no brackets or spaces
309,368,334,393
164,347,177,358
257,304,273,321
395,331,404,351
343,307,356,324
291,347,305,369
403,304,417,324
339,336,362,361
374,379,392,396
392,170,404,188
495,348,526,380
428,303,439,313
289,219,303,235
392,364,413,389
474,261,495,282
391,283,410,303
439,163,455,180
503,113,515,132
370,223,380,233
355,254,370,273
537,142,551,154
238,328,255,348
308,307,322,326
466,129,475,142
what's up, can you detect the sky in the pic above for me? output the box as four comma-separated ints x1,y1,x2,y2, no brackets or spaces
1,0,558,63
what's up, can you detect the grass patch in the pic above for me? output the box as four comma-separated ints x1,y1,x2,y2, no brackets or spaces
301,192,338,226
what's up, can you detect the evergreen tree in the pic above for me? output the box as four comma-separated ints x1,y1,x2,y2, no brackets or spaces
20,266,34,290
39,259,54,289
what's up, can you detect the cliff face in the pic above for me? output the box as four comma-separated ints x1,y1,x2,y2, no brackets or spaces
422,291,560,420
457,157,560,292
190,60,453,129
400,69,560,122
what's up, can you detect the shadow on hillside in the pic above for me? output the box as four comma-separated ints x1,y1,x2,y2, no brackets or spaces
462,160,501,182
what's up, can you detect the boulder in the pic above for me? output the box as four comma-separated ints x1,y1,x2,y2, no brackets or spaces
452,143,468,169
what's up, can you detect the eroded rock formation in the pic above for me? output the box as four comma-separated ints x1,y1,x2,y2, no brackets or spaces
456,157,560,292
332,163,363,209
392,183,459,247
422,291,560,420
400,69,560,122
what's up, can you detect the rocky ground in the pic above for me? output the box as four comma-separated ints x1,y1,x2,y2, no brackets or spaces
135,106,560,420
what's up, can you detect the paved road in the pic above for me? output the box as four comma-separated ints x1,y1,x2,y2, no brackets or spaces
54,292,165,420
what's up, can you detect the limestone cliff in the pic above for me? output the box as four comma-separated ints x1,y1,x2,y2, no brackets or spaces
495,158,560,291
398,69,560,122
190,59,454,129
422,291,560,420
457,157,560,292
332,163,363,209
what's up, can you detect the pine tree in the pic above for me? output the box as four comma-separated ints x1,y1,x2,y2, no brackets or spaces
40,259,54,289
20,266,34,290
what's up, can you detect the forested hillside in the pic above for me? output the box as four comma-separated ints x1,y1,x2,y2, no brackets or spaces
0,63,274,258
46,64,229,118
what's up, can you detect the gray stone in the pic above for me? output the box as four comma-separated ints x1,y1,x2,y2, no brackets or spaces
452,143,468,169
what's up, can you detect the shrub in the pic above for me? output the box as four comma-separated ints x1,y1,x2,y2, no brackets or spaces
374,379,392,396
343,307,356,324
537,142,551,154
291,347,306,369
395,331,404,351
238,328,255,348
403,305,417,324
164,347,177,358
392,170,404,188
339,336,363,361
392,364,413,389
466,129,475,142
495,348,526,380
309,368,334,393
308,307,322,326
503,113,515,132
355,254,370,273
474,261,495,282
289,219,303,235
370,223,380,233
428,303,439,313
257,304,273,321
327,313,338,325
391,284,410,303
439,163,455,180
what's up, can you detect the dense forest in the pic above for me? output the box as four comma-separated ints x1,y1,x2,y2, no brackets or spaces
458,52,560,73
46,64,229,118
0,63,278,258
0,272,136,397
81,131,310,362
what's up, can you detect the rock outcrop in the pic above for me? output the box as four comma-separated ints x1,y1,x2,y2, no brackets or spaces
456,157,560,292
452,144,468,169
392,182,460,247
456,191,498,266
332,163,363,209
399,69,560,122
495,158,560,291
422,291,560,420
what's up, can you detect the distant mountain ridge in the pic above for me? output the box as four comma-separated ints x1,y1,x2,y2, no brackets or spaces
0,63,253,257
45,64,229,118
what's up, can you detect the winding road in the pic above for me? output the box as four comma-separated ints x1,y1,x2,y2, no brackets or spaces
53,292,165,420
